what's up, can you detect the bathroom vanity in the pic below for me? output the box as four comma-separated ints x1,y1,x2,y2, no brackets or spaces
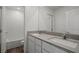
27,31,79,53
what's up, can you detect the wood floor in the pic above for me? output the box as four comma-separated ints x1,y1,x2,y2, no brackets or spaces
6,46,24,53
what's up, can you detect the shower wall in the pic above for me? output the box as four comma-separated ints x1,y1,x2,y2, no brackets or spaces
5,7,24,42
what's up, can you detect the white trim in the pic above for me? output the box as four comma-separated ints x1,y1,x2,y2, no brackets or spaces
24,6,27,53
1,6,7,53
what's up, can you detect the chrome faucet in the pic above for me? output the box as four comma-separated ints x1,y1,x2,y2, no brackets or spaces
63,32,69,40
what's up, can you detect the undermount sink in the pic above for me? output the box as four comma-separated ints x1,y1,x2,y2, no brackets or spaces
32,33,40,36
50,37,78,48
32,33,60,38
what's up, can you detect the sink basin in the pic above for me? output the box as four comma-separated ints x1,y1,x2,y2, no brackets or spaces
32,33,61,39
50,38,78,48
41,34,60,38
32,33,40,36
39,33,62,40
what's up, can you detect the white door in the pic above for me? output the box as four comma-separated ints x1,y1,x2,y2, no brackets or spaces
1,7,7,53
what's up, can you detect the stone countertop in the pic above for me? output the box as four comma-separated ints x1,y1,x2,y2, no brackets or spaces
28,32,79,53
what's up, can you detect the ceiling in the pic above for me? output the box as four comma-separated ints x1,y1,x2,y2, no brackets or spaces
6,6,24,11
6,6,63,11
46,6,63,10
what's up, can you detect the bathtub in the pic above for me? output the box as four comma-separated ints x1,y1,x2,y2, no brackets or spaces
6,38,24,49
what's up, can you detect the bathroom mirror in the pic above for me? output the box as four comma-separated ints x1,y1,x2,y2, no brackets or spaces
65,8,79,35
46,6,79,35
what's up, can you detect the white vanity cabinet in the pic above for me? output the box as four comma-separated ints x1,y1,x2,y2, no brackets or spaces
42,41,67,53
28,35,68,53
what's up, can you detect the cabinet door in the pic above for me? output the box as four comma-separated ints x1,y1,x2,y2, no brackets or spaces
42,49,47,53
28,36,35,53
35,39,41,46
35,39,42,53
42,49,49,53
42,41,67,53
35,45,41,53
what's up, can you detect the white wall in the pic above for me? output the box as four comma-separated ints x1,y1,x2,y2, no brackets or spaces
38,7,53,31
25,7,39,31
25,6,54,32
54,6,79,34
5,8,24,42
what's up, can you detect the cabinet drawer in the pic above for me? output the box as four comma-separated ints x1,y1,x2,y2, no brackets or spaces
42,41,67,53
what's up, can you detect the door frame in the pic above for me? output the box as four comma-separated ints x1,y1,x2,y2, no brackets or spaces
48,14,55,32
1,6,7,53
